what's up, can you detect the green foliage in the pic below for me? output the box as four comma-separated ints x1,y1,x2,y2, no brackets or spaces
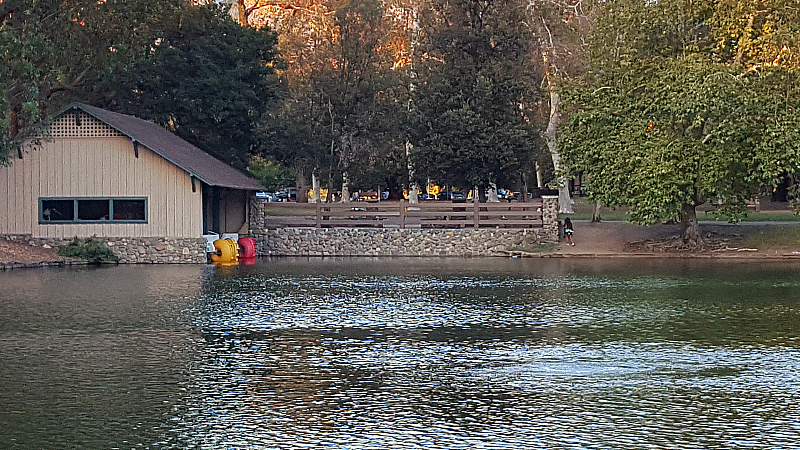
247,156,296,191
103,5,280,169
409,0,542,191
562,0,800,230
1,1,280,169
58,237,119,264
1,0,186,162
710,0,800,69
259,0,408,193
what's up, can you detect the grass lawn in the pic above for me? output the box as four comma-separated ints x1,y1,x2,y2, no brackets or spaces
713,211,800,222
561,198,800,222
743,226,800,249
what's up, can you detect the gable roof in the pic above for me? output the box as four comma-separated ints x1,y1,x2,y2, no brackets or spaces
53,103,264,191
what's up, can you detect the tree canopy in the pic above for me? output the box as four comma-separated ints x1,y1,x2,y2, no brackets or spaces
102,5,280,169
1,0,186,161
257,0,409,198
2,1,280,169
408,0,542,193
561,0,800,243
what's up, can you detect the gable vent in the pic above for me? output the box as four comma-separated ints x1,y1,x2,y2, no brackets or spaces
49,111,124,137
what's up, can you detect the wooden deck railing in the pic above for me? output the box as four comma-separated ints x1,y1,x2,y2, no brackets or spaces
254,200,544,229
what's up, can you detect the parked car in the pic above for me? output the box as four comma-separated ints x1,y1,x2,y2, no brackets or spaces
256,191,279,202
276,187,298,202
358,191,379,202
497,189,515,202
450,191,466,202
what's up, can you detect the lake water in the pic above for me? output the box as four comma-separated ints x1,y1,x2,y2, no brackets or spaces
1,258,799,449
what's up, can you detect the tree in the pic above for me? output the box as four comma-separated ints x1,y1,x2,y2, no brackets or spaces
561,0,800,245
223,0,343,81
258,0,407,201
101,5,280,169
247,155,297,190
1,0,185,162
525,0,597,213
408,0,542,196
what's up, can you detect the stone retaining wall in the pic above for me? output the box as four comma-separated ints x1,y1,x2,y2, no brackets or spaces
252,227,557,257
0,234,206,264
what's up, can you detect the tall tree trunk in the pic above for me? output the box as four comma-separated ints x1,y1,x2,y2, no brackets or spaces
487,183,500,202
296,170,308,203
233,0,247,26
521,172,529,203
311,173,321,203
405,141,419,204
591,200,602,222
535,162,544,188
543,57,573,214
406,10,421,206
341,171,351,203
680,203,704,247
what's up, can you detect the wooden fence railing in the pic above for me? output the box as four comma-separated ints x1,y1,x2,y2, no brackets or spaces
255,200,544,229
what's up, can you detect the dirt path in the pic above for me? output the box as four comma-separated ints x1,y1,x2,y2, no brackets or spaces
557,221,674,254
0,240,82,269
552,220,800,258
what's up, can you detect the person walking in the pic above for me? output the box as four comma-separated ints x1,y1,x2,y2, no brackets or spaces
564,218,575,246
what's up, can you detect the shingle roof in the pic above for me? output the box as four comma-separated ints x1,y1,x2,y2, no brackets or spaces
55,103,264,191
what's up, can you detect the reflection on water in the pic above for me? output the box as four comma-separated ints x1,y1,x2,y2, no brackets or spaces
2,258,800,448
0,265,207,448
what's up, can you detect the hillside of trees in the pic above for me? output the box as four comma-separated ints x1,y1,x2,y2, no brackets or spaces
2,0,799,242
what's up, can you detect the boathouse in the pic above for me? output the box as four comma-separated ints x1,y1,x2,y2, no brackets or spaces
0,103,263,263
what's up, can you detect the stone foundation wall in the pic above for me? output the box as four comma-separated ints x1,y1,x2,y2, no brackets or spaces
252,227,557,257
1,234,206,264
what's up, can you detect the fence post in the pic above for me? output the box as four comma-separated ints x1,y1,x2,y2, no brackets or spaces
473,200,480,228
399,199,406,229
316,202,322,228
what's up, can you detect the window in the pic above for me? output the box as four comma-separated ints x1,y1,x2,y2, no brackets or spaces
78,200,109,221
40,198,147,224
41,199,75,222
113,199,146,221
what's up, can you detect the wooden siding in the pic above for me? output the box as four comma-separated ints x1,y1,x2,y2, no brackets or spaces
0,136,203,238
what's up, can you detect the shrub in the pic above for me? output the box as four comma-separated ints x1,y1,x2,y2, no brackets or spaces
58,237,119,263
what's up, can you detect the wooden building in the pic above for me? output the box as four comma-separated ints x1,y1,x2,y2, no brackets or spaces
0,103,262,246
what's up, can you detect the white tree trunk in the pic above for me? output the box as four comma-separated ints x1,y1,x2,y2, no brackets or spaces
487,183,500,202
405,141,419,204
311,173,321,203
544,69,573,214
535,162,544,188
406,10,421,206
592,200,602,222
341,171,350,203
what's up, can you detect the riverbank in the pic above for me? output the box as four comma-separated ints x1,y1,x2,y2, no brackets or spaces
0,240,87,270
538,220,800,259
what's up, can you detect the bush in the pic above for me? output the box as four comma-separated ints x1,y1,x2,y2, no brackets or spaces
58,237,119,263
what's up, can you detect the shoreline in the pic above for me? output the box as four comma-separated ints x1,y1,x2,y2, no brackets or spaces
3,220,800,269
505,250,800,259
